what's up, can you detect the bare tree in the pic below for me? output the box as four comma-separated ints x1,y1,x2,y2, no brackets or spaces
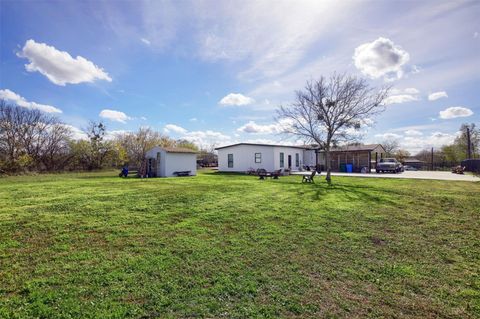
81,121,115,170
115,127,175,169
277,74,389,183
175,139,199,151
40,123,72,170
394,149,410,163
0,100,72,172
381,139,400,157
197,143,218,167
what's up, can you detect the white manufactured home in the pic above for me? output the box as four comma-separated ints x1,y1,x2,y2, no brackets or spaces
215,143,315,172
215,143,386,173
145,146,197,177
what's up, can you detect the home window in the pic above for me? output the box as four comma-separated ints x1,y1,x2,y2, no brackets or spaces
255,153,262,163
295,153,299,167
228,154,234,168
280,152,284,168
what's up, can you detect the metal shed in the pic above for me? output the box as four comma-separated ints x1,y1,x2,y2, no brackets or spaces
145,146,197,177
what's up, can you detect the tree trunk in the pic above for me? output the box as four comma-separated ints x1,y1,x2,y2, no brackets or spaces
325,148,331,184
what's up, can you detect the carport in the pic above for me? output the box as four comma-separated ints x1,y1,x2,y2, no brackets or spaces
319,144,386,173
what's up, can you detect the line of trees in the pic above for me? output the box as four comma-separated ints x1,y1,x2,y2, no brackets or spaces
381,139,411,162
0,100,205,174
381,123,479,168
441,123,479,162
413,123,479,169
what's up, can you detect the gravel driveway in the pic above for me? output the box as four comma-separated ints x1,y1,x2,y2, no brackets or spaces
292,170,480,182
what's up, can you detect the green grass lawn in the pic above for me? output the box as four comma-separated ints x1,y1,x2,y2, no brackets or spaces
0,170,479,318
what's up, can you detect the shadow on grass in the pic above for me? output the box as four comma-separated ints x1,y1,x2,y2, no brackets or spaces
279,178,398,205
203,171,249,177
323,184,397,205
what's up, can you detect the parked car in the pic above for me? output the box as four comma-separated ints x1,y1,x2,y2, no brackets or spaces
403,165,417,171
376,158,403,173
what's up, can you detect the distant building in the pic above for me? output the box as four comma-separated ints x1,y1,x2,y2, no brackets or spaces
215,143,308,172
402,158,425,170
215,143,386,173
145,147,197,177
316,144,386,172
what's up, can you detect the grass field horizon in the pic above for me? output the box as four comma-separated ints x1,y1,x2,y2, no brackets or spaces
1,170,479,318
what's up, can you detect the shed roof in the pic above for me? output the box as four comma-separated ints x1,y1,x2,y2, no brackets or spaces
163,147,197,153
328,144,385,152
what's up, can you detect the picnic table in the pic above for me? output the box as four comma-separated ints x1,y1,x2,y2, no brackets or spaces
173,170,191,177
257,169,281,180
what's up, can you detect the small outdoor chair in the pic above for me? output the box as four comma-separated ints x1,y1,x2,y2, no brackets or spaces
302,170,316,183
451,166,466,174
271,169,282,179
257,168,268,180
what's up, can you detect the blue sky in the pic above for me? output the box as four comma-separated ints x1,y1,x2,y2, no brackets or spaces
1,0,479,153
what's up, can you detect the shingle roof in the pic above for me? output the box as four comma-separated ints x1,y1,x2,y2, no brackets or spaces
163,147,197,153
328,144,384,152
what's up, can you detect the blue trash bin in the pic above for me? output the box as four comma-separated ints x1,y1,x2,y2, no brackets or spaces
346,164,353,173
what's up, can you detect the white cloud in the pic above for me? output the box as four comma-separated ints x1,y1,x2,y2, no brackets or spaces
17,39,112,86
384,87,421,105
105,130,129,140
184,130,231,145
99,109,131,123
196,1,358,80
353,37,410,80
439,106,473,119
402,131,459,153
375,132,403,140
140,38,151,45
237,121,279,134
373,129,459,154
62,124,88,140
404,88,419,94
219,93,254,106
0,89,62,113
428,91,448,101
361,118,375,126
163,124,188,134
162,123,231,146
237,119,296,135
404,129,423,136
189,117,198,122
384,94,419,105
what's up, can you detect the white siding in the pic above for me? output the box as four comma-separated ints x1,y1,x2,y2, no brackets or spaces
273,147,304,170
217,145,275,172
164,153,197,177
217,144,306,172
146,146,196,177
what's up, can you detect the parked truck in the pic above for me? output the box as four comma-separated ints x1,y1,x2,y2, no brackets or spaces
376,158,403,173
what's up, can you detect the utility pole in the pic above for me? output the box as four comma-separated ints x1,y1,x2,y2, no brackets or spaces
466,127,472,159
431,147,434,171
